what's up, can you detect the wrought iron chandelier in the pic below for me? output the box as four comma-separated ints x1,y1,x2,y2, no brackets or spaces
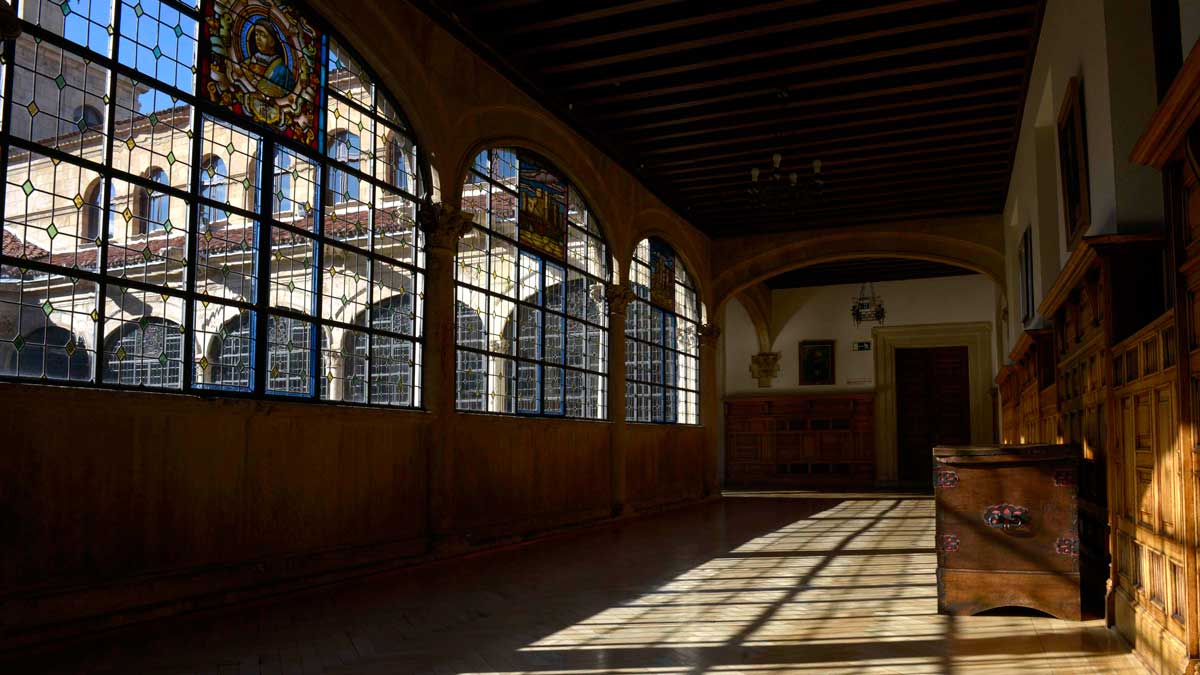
748,153,823,212
851,282,886,326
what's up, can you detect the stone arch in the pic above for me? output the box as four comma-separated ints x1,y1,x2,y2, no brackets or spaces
307,0,452,201
713,230,1006,311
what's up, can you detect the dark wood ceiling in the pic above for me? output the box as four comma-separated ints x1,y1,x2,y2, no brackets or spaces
762,257,977,289
416,0,1044,238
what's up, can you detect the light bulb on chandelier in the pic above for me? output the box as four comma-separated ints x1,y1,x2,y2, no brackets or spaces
747,154,824,212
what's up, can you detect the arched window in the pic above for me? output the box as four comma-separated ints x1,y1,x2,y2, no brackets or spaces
345,292,418,406
385,132,412,192
104,318,185,389
266,315,314,395
456,148,610,418
5,326,91,381
627,238,701,424
136,167,170,234
2,0,428,406
328,130,360,205
72,105,103,132
456,301,486,411
209,312,255,390
83,178,114,239
199,155,227,226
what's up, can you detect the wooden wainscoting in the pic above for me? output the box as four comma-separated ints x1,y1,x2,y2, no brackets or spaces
724,393,874,488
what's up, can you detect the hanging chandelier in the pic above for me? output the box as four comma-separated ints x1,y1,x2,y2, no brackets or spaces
851,282,886,326
748,153,823,212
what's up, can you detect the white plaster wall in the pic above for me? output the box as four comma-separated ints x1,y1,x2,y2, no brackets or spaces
722,274,995,397
1000,0,1161,359
721,296,761,394
1182,1,1200,60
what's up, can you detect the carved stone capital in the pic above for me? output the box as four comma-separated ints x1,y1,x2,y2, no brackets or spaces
750,352,781,388
418,202,475,253
604,283,637,317
698,323,721,347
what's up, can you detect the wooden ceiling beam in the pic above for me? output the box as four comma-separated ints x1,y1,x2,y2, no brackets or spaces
513,0,822,49
638,112,1015,158
657,138,1012,180
673,156,1011,190
502,0,687,35
541,0,961,74
596,68,1025,123
703,199,997,230
685,168,1011,203
586,34,1029,106
625,86,1021,145
560,6,1037,93
652,127,1011,171
696,181,1006,216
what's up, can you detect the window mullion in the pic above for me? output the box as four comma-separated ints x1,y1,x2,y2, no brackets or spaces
253,137,275,395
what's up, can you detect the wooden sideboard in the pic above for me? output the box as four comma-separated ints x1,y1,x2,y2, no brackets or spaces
725,393,874,487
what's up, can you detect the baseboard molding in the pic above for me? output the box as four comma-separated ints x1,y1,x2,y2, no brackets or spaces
1114,588,1192,675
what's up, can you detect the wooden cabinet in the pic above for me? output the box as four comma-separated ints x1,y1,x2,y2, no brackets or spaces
725,394,873,487
934,444,1081,620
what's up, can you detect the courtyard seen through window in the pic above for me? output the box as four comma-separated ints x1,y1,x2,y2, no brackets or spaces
456,147,612,419
0,0,427,406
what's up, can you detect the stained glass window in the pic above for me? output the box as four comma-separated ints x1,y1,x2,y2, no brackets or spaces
627,238,701,424
0,0,428,408
201,0,323,148
457,148,610,419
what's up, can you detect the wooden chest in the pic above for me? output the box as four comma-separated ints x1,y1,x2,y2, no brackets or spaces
934,444,1082,620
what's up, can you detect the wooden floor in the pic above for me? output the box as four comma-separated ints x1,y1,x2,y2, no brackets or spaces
18,493,1147,674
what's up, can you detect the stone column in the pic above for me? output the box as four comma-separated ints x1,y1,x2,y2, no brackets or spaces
418,202,474,415
417,202,474,548
698,323,722,497
606,282,635,516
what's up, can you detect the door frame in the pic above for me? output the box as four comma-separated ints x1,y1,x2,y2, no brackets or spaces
872,322,994,485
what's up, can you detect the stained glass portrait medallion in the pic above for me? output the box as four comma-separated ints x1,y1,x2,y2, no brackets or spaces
201,0,324,148
649,237,676,311
517,155,568,259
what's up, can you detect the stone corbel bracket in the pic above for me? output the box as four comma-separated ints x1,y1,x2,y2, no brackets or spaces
750,352,781,387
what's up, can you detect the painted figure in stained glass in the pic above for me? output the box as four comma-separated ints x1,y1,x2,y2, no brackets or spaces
201,0,322,148
649,237,676,311
518,155,568,259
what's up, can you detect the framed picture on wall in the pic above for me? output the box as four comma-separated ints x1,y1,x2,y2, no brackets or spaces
798,340,836,385
1057,76,1090,250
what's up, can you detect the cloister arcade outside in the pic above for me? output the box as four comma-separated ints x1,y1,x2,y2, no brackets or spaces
0,0,704,424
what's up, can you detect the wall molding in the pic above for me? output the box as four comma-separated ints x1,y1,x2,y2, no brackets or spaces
871,321,995,484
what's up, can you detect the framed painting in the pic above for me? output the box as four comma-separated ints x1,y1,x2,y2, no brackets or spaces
1057,77,1090,250
799,340,835,385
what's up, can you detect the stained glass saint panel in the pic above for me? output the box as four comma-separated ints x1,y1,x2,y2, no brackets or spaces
200,0,324,148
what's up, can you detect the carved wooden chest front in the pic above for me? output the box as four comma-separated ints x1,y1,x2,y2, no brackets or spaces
934,444,1082,620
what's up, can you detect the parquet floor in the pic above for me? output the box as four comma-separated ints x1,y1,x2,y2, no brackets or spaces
20,493,1146,674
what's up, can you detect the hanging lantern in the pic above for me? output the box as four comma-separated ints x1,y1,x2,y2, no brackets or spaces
851,282,886,327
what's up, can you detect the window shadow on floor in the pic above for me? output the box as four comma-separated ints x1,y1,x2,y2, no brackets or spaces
24,493,1141,675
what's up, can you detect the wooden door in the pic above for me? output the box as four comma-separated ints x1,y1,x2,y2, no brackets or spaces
896,346,971,485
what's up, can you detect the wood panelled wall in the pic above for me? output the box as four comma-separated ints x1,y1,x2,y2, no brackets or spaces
996,45,1200,673
0,382,710,650
724,394,874,488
